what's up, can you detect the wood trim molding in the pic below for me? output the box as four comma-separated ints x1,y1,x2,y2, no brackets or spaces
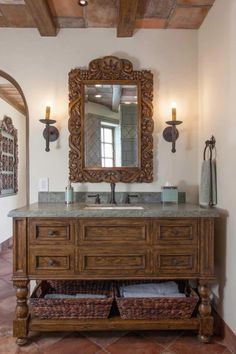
25,0,58,37
68,56,154,183
117,0,139,37
0,70,29,204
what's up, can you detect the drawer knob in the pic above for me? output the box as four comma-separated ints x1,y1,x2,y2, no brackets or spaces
172,258,178,266
48,258,55,266
173,229,179,236
48,230,56,237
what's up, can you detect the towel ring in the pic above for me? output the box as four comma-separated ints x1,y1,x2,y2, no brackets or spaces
203,136,216,161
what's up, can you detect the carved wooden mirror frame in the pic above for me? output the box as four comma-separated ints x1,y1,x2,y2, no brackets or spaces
68,56,153,183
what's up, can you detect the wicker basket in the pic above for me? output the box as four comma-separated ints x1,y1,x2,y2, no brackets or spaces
115,281,199,320
30,280,114,319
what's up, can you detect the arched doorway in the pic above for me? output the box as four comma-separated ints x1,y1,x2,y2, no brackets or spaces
0,70,29,203
0,70,29,249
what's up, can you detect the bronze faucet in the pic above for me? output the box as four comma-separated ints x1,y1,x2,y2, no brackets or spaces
109,183,116,204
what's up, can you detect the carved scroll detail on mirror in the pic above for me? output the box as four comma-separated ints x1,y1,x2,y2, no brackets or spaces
68,56,153,183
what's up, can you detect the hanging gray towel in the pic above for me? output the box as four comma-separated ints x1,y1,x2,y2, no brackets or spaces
199,158,217,206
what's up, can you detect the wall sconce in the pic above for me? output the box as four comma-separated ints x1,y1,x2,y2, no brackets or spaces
163,102,183,153
39,106,59,152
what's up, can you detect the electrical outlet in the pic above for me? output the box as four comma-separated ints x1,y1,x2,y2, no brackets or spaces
38,177,49,192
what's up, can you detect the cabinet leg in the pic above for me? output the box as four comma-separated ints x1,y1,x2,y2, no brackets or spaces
13,280,29,345
198,282,213,343
16,337,28,346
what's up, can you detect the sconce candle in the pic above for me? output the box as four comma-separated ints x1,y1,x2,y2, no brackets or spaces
172,102,177,121
39,107,59,152
163,102,183,153
45,106,51,120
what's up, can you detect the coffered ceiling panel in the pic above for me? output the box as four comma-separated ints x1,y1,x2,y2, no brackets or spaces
86,0,118,28
48,0,84,18
0,0,216,36
0,4,34,26
0,16,6,26
137,0,175,19
55,17,85,28
177,0,214,5
168,6,210,29
0,0,25,4
48,0,85,28
135,18,166,28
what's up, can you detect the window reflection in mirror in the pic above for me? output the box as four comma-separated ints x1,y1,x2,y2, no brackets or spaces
84,84,139,168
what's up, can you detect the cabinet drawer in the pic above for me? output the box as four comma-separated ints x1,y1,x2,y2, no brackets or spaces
77,248,151,277
154,219,198,245
29,248,74,275
155,249,198,275
78,218,151,245
29,219,75,245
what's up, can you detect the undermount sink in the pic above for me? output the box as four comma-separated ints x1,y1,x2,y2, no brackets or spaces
83,205,144,210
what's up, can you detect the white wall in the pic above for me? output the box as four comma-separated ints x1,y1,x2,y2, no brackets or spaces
0,99,26,243
199,0,236,333
0,28,199,203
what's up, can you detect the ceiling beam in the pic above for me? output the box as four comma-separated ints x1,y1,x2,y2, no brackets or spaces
24,0,57,36
0,86,26,115
117,0,138,37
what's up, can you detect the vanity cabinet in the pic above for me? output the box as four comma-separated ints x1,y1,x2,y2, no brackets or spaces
12,216,215,345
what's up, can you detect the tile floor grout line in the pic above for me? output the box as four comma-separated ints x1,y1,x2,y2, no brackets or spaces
103,330,128,347
1,258,13,265
96,348,111,354
82,330,129,349
30,330,76,351
0,254,13,264
0,277,12,285
139,330,167,348
164,330,185,350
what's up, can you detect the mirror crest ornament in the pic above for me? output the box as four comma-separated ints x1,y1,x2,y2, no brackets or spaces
68,56,153,183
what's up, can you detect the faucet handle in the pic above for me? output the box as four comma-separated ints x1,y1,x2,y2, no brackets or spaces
88,194,101,204
109,183,116,204
125,194,138,204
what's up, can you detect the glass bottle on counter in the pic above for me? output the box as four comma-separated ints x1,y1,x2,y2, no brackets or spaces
65,181,74,204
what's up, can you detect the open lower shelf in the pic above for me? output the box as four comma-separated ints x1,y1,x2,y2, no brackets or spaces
29,316,200,332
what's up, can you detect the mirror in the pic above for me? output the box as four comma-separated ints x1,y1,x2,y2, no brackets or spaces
69,56,154,183
84,83,139,168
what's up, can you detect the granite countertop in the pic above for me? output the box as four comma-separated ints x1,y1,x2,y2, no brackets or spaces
8,202,220,218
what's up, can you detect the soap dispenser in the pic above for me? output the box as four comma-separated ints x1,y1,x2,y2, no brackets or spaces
65,181,74,204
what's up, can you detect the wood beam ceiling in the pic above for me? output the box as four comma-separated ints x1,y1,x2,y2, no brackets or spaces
0,85,26,115
24,0,57,36
117,0,138,37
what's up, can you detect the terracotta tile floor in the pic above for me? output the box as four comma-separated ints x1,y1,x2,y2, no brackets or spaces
0,247,233,354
